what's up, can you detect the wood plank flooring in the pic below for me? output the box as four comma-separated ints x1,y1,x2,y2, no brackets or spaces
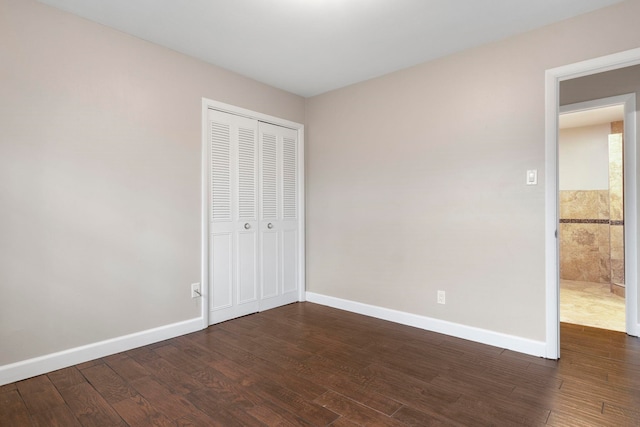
1,302,639,426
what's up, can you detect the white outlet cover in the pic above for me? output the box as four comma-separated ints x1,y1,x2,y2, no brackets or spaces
191,283,201,298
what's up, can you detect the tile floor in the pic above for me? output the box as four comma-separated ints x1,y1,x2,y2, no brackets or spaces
560,279,626,332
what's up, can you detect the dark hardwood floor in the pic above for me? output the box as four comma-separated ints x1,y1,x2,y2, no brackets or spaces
1,302,639,426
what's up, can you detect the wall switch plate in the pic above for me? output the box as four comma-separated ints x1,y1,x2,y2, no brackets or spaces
526,169,537,185
437,290,446,305
191,283,201,299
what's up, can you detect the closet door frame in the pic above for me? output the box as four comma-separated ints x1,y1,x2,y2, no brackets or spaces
200,98,305,327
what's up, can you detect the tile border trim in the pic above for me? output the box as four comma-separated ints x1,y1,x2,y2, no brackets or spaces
560,218,624,225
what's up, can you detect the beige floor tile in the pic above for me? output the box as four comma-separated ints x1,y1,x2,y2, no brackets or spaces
560,279,625,332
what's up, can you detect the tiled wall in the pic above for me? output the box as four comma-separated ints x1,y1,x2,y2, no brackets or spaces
611,120,623,135
609,132,624,291
560,190,611,283
559,129,624,290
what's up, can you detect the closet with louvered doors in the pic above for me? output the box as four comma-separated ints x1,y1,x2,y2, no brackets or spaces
208,109,301,325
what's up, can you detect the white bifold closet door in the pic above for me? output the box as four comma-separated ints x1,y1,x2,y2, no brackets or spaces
208,109,299,325
258,122,300,312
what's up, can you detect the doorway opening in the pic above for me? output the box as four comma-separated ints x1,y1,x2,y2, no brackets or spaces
558,102,625,332
545,49,640,359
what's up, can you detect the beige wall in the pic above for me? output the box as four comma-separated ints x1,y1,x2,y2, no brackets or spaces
305,0,640,341
560,64,640,105
559,124,611,191
0,0,304,365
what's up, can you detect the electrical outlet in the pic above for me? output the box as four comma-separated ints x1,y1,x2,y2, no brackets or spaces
191,283,201,299
437,290,446,305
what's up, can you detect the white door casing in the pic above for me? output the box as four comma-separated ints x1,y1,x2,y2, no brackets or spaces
545,47,640,359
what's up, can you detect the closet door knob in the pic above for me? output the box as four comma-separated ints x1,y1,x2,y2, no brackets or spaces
267,223,273,229
244,223,251,230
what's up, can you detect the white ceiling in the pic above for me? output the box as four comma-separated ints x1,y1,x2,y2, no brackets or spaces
38,0,625,97
559,105,625,129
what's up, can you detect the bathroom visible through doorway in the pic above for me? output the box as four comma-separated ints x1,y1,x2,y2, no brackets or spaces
558,101,625,332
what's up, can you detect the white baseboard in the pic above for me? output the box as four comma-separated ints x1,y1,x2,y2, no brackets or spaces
0,317,204,386
306,292,546,358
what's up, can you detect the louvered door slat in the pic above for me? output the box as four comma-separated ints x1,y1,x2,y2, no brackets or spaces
283,136,297,219
210,122,231,221
261,133,277,220
238,127,257,219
